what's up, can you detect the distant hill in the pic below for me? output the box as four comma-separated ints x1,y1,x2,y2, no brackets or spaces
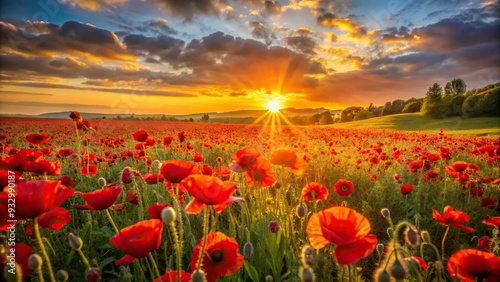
0,108,341,120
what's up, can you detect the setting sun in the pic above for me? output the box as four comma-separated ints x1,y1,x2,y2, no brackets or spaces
267,100,282,113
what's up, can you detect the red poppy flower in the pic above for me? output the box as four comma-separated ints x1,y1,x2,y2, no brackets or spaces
25,133,49,145
401,184,414,195
482,216,500,228
69,111,83,122
81,164,97,176
154,270,191,282
125,190,139,205
200,164,213,175
163,136,174,146
0,243,32,280
0,180,73,219
478,236,492,252
132,130,149,142
269,148,307,176
57,175,76,188
73,185,122,210
449,161,470,173
37,207,71,230
76,120,93,131
432,206,474,233
57,148,75,158
447,249,500,282
412,255,427,271
302,182,328,203
229,147,261,173
121,166,141,184
408,160,423,173
178,131,186,143
160,160,200,184
181,175,243,214
213,166,231,181
142,173,164,184
193,153,204,163
334,179,354,197
148,202,171,220
306,206,377,265
110,219,163,265
245,156,275,188
190,231,244,282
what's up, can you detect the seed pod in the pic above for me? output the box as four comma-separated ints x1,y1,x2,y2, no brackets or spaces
191,269,207,282
97,177,107,187
161,206,177,224
28,254,43,270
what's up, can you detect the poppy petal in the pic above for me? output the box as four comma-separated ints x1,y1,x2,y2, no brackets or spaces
334,234,377,265
185,198,205,215
115,254,136,266
37,207,71,230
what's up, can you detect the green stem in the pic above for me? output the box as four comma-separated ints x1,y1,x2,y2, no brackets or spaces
169,223,182,282
36,264,45,282
148,253,162,281
34,218,56,282
441,225,450,260
76,249,91,270
105,209,120,234
197,206,210,271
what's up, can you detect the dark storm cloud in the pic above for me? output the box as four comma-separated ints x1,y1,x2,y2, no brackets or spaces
134,18,178,35
0,20,133,61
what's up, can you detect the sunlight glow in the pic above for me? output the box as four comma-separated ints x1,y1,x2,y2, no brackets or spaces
267,100,281,113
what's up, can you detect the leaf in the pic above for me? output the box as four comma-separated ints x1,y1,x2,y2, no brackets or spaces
244,260,259,282
99,256,117,269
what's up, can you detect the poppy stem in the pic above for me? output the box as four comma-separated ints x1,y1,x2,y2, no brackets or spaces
105,209,120,234
76,249,91,270
148,253,162,281
441,225,450,260
197,206,210,271
34,218,56,282
35,264,45,282
168,222,182,282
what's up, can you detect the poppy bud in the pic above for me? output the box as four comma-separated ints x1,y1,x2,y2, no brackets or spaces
381,208,391,218
85,267,102,282
404,227,420,246
69,233,83,251
121,167,133,184
56,269,69,282
191,269,207,282
285,188,292,206
376,243,385,257
4,262,22,282
374,269,391,282
28,254,43,270
274,181,282,189
97,177,107,187
151,160,161,172
244,242,254,258
161,206,176,224
421,230,431,244
301,245,316,267
296,204,306,218
265,275,274,282
388,260,408,280
299,267,315,282
268,220,280,233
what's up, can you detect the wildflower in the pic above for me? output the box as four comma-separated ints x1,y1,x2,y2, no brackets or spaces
190,232,243,282
25,133,49,145
73,185,122,210
333,179,354,197
301,182,328,203
110,219,163,265
306,207,377,265
447,249,500,281
160,160,200,184
401,184,414,195
432,206,474,233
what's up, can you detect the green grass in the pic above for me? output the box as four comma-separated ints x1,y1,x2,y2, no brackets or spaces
325,113,500,136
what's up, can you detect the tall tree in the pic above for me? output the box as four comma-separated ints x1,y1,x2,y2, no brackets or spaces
444,78,467,96
421,83,444,118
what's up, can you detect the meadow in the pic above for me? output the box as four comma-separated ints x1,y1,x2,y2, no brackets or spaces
0,113,499,282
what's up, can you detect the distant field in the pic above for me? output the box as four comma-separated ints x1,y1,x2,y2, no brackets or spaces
323,113,500,136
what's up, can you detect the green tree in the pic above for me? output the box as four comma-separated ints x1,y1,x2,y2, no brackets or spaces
309,113,320,125
444,78,467,96
200,114,210,122
421,83,444,118
340,106,363,122
318,111,334,125
390,99,405,114
381,102,392,116
354,109,374,120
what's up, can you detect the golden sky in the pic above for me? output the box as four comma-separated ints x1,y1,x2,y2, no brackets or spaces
0,0,499,115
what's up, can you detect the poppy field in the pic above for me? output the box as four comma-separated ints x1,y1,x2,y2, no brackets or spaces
1,114,499,282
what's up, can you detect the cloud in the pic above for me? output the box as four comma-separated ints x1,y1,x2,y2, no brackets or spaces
152,0,225,21
0,90,53,96
135,18,178,35
60,0,127,12
0,20,134,61
123,34,185,61
247,21,277,45
0,100,130,112
264,1,283,15
285,35,317,55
